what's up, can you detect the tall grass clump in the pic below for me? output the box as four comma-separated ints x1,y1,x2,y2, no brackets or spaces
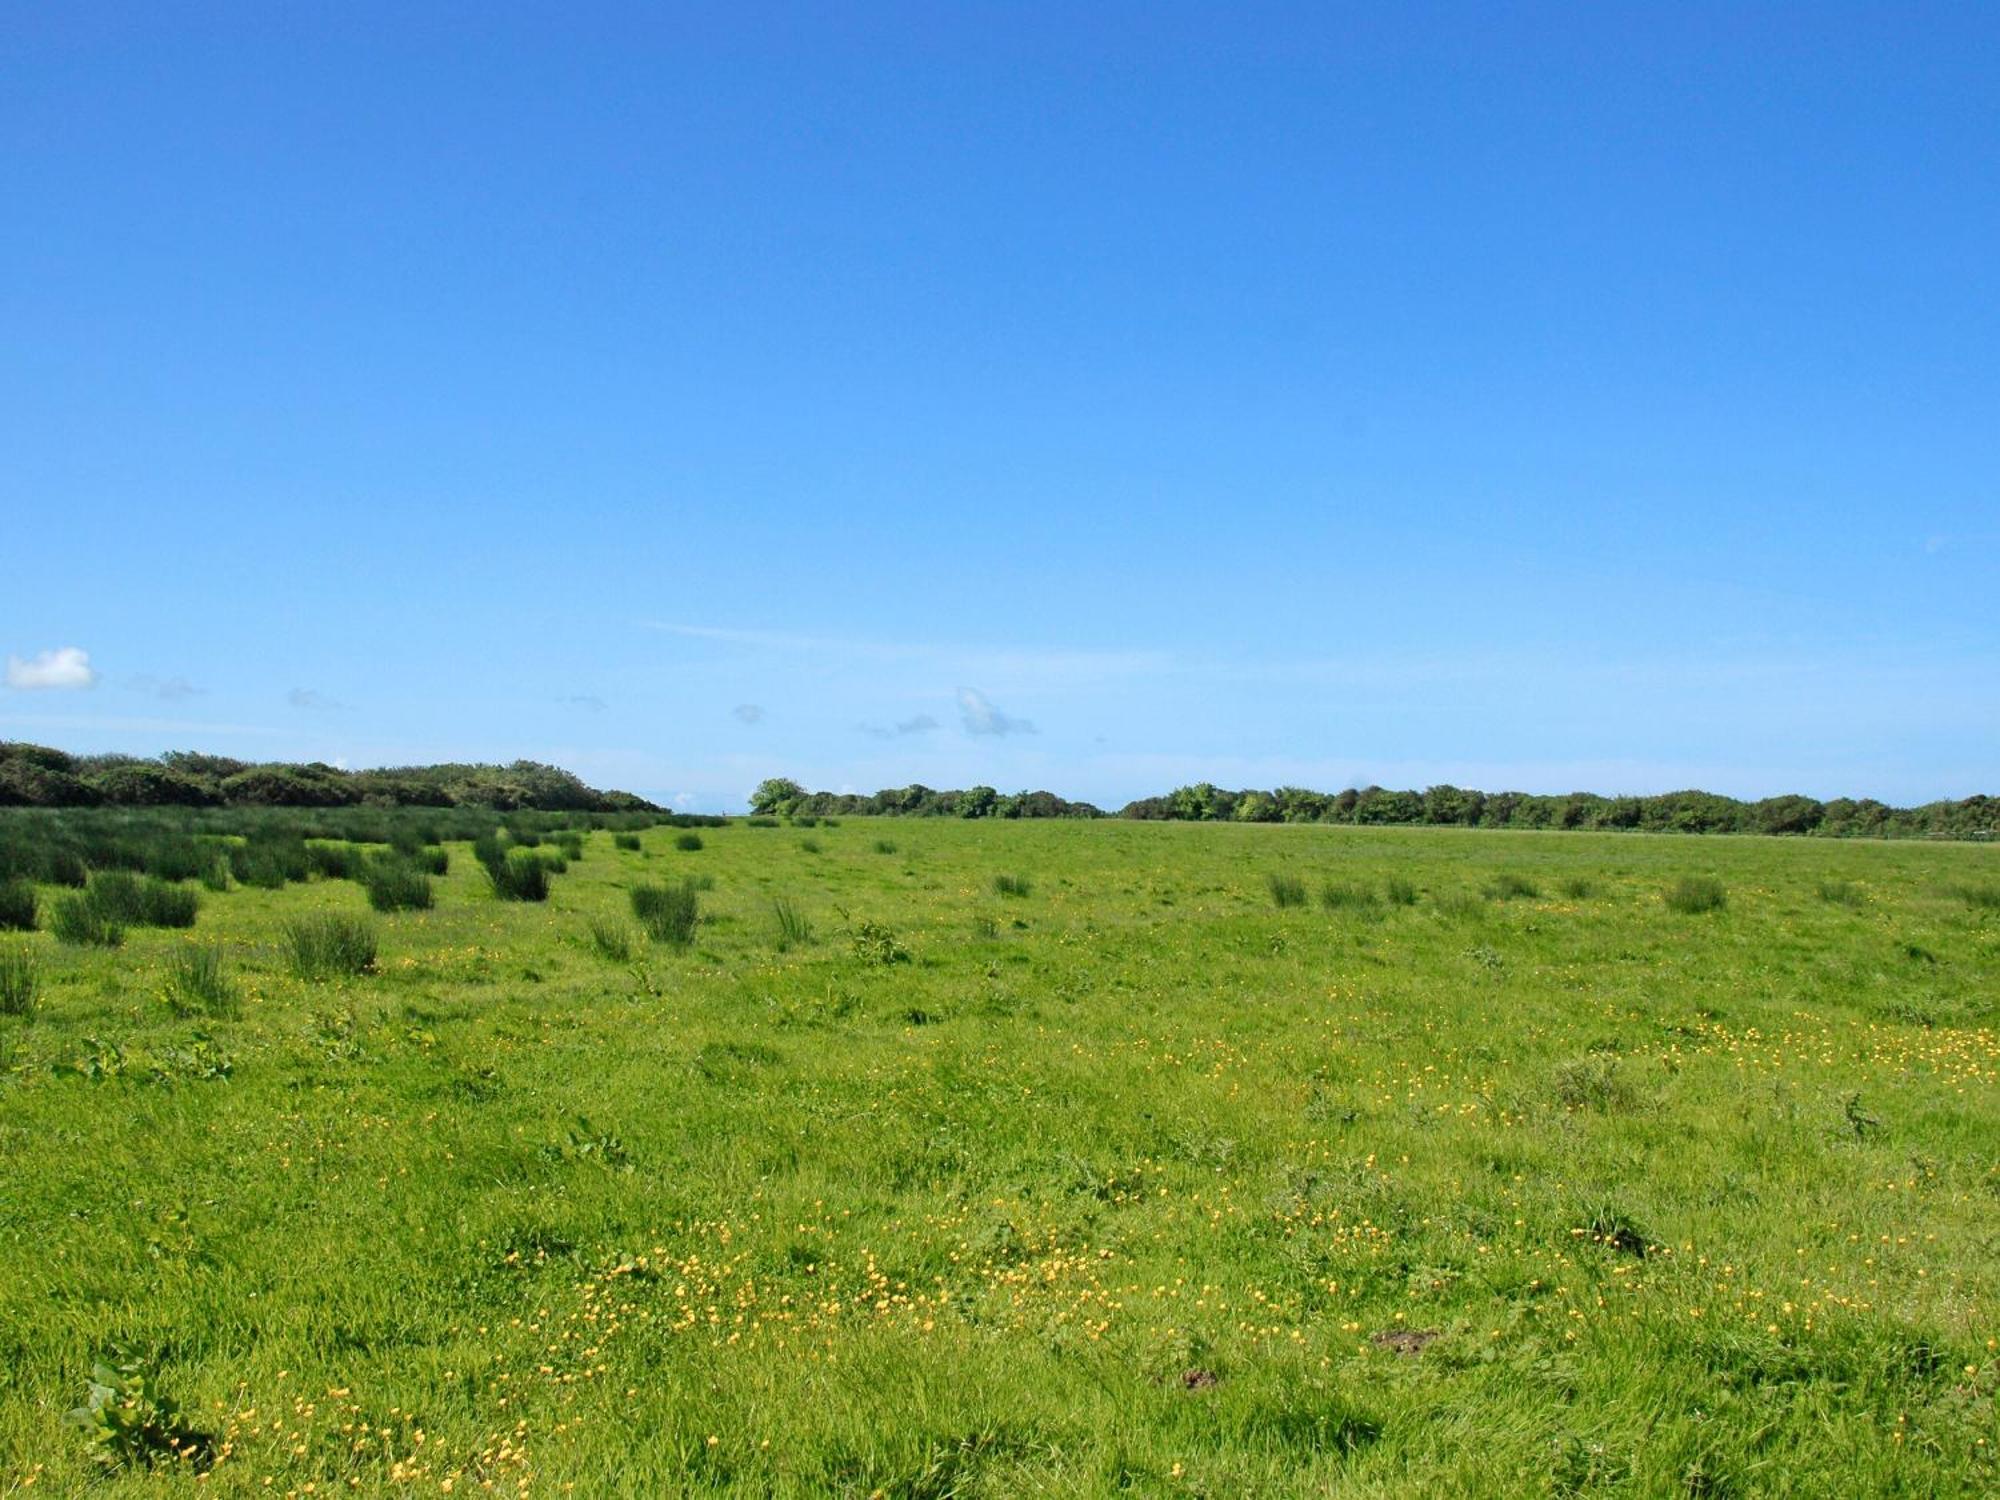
414,846,450,876
1485,873,1541,901
674,832,704,852
994,873,1033,899
772,896,813,949
0,948,35,1018
0,879,36,932
50,894,122,947
873,839,898,855
1664,876,1728,915
1383,876,1418,907
1264,872,1306,908
587,916,633,962
85,872,199,929
1558,876,1596,900
485,848,550,902
631,880,700,947
1435,890,1487,921
1818,879,1865,908
1946,882,2000,911
165,945,241,1019
363,858,434,913
284,914,377,979
306,842,365,881
613,833,642,852
1319,881,1378,912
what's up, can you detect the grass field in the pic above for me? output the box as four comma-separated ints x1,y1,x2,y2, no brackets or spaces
1,819,1996,1495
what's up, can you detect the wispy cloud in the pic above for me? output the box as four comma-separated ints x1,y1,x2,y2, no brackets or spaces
732,703,765,724
6,646,97,690
958,687,1034,737
859,713,939,739
287,688,349,711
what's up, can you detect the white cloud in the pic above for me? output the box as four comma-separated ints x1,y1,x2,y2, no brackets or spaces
958,687,1035,737
733,703,765,724
6,646,97,691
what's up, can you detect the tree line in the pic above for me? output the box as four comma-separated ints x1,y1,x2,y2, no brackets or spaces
0,742,655,813
752,777,1997,839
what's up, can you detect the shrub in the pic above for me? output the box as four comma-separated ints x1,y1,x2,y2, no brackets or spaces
772,896,813,948
1383,876,1418,906
165,945,240,1019
50,894,122,947
487,849,550,902
631,880,699,946
0,878,36,931
1485,873,1540,900
994,873,1033,899
613,833,642,851
1818,879,1865,908
587,916,633,962
674,832,704,852
745,816,779,829
1319,881,1377,912
0,947,35,1017
284,914,377,979
364,858,434,913
1664,876,1727,914
851,919,910,965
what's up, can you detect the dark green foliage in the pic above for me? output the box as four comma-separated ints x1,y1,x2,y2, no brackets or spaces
1665,876,1728,914
165,945,240,1019
1319,881,1378,912
631,880,700,946
64,1350,212,1472
50,893,122,947
556,832,585,861
772,896,813,948
363,857,434,912
86,872,198,928
487,848,550,902
1485,873,1541,900
993,873,1032,899
850,919,910,964
613,833,642,851
306,842,365,880
745,816,780,828
587,917,633,962
1383,876,1418,906
1266,872,1306,908
414,846,449,875
283,914,377,979
674,831,704,852
0,878,35,931
0,947,35,1017
1948,882,2000,911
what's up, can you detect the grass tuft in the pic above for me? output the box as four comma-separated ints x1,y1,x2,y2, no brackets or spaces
587,917,633,962
631,880,700,946
0,947,36,1017
1665,876,1728,915
772,896,813,948
0,878,37,931
1319,881,1378,912
50,894,122,947
283,914,377,979
994,873,1033,899
1485,873,1541,900
165,944,241,1019
363,858,434,913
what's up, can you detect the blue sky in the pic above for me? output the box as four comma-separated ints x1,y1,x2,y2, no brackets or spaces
3,3,1994,810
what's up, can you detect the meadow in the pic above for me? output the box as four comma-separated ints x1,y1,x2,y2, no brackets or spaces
0,817,1995,1495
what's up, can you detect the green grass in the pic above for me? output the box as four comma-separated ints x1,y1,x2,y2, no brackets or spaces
0,946,35,1017
0,878,36,931
0,819,1995,1494
47,892,122,947
631,878,700,946
164,943,241,1019
281,913,377,979
1664,874,1728,914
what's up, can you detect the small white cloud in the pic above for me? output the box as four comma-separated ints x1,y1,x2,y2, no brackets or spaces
957,687,1034,737
287,688,348,711
733,704,765,724
672,792,696,810
6,646,98,691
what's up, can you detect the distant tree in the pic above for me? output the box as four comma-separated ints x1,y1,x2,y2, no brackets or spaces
749,778,806,815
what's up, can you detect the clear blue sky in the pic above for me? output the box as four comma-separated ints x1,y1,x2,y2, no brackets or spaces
3,3,1994,810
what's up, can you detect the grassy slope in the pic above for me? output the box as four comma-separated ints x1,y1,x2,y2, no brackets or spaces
0,821,1995,1495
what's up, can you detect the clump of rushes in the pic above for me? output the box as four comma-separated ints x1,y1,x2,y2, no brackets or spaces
557,832,585,861
0,878,36,931
588,917,633,962
0,947,36,1018
1559,876,1596,900
485,847,550,902
675,832,704,852
613,833,642,852
873,839,897,855
1320,881,1378,912
283,914,377,979
994,873,1032,899
1816,879,1862,907
413,846,450,876
85,873,198,928
631,879,700,946
1664,876,1727,914
799,838,822,855
50,893,123,947
165,945,240,1019
1266,873,1306,908
1485,873,1540,900
306,843,364,881
363,857,434,913
772,896,812,948
1383,877,1418,906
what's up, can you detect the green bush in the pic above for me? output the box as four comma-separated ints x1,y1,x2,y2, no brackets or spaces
631,880,699,946
0,947,35,1017
1266,873,1307,908
165,945,240,1019
1664,876,1727,915
0,878,36,931
613,833,642,851
363,858,434,913
50,894,122,947
284,914,377,979
674,832,704,852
